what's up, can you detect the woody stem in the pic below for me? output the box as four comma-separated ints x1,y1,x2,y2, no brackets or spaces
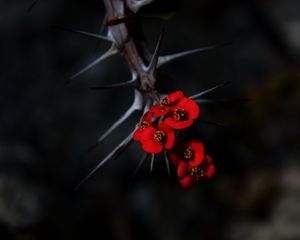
103,0,157,97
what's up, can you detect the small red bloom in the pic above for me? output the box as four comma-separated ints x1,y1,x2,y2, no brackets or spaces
133,111,153,141
178,155,215,188
164,97,200,129
139,121,175,154
169,139,205,167
150,91,184,117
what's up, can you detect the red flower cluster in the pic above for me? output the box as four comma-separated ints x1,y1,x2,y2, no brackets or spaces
133,91,215,188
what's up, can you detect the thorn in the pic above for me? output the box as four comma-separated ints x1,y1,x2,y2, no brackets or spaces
143,98,153,114
157,42,232,68
66,45,117,85
93,14,108,52
75,132,134,189
195,98,250,104
85,90,143,154
146,28,165,74
54,25,111,42
132,153,149,179
195,119,225,127
164,150,171,177
98,14,107,34
190,81,231,99
27,0,38,13
149,154,155,174
90,77,137,90
126,0,155,13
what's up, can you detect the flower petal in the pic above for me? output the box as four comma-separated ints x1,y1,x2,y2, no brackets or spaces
181,98,200,119
177,161,189,179
139,126,156,141
142,110,154,122
165,130,175,149
150,105,170,117
188,141,205,166
168,90,184,102
133,129,142,141
142,138,163,153
179,176,195,188
158,121,173,133
205,164,215,178
169,151,183,165
139,126,163,153
204,155,215,178
164,118,193,129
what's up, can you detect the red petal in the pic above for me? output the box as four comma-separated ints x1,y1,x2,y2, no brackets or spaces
139,127,163,153
142,110,154,122
204,155,215,178
168,138,188,165
168,91,184,102
181,98,200,119
175,119,194,129
163,118,174,127
164,118,193,129
205,155,214,165
158,121,173,133
177,161,189,179
141,139,163,153
179,176,195,188
165,130,175,149
188,141,205,166
149,105,169,117
205,164,215,178
139,126,156,141
133,129,142,141
169,152,184,165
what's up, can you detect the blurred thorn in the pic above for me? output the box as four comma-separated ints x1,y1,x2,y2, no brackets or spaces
27,0,38,13
190,81,231,99
157,41,232,68
132,153,149,179
90,77,137,90
149,154,155,174
195,119,225,127
53,25,112,42
65,45,117,85
164,150,171,177
85,90,143,154
146,28,165,74
75,132,134,190
93,14,108,52
196,98,251,104
245,0,298,65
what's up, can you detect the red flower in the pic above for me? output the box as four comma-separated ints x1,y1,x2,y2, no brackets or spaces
178,155,215,188
133,111,153,141
150,91,184,117
139,121,175,154
164,97,200,129
169,139,205,167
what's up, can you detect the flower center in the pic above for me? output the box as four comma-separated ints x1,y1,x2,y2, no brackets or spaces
183,146,194,159
153,130,166,143
173,108,186,121
189,166,205,180
160,97,170,106
137,121,150,130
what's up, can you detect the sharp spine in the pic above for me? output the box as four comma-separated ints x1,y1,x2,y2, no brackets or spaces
76,131,134,189
190,82,230,99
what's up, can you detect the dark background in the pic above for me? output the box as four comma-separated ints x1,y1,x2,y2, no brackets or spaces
1,0,300,239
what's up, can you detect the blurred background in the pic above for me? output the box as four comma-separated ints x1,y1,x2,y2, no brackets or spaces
1,0,300,239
